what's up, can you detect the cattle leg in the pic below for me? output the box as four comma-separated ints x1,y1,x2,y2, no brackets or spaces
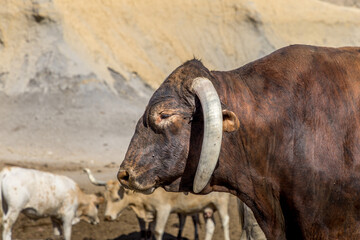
148,221,155,239
191,214,200,240
137,216,148,240
154,205,171,240
62,215,73,240
203,214,215,240
2,208,20,240
177,213,186,239
216,203,230,240
51,217,62,236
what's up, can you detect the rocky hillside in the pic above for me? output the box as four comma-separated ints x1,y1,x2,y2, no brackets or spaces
0,0,359,166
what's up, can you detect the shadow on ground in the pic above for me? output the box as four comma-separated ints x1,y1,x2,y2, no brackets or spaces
109,231,189,240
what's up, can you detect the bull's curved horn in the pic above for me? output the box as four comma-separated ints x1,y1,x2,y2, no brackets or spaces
83,168,107,186
191,77,223,193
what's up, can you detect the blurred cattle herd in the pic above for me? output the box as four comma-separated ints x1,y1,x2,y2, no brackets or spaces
0,166,266,240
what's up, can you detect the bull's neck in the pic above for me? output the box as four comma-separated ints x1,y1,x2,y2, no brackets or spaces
211,69,287,239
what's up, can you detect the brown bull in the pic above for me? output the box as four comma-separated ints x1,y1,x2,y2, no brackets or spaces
118,45,360,239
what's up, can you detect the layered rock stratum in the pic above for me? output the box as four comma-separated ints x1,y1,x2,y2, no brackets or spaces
0,0,359,166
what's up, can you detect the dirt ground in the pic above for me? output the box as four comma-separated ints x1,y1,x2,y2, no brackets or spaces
0,161,243,240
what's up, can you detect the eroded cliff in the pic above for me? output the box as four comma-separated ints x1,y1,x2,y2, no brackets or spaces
0,0,359,165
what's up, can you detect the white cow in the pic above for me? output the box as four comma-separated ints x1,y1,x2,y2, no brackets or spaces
84,168,230,240
0,167,104,240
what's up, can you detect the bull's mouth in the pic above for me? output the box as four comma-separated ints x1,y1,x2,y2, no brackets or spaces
118,169,190,193
118,168,191,194
120,179,156,194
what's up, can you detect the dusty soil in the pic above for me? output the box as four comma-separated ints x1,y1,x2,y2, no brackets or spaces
0,161,243,240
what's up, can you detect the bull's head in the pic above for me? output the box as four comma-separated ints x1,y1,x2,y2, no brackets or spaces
118,60,239,193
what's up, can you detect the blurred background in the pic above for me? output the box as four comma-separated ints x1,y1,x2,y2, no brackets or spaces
0,0,360,167
1,0,360,239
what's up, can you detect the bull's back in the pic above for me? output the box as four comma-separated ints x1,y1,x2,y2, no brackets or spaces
225,45,360,169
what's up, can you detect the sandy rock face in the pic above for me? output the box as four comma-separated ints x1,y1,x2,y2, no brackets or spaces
2,0,360,93
0,0,359,165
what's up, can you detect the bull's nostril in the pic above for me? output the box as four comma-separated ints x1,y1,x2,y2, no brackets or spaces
117,170,129,182
104,215,112,221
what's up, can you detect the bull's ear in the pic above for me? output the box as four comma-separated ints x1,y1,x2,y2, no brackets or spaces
222,110,240,132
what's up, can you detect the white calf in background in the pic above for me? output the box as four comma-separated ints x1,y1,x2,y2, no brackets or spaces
0,167,104,240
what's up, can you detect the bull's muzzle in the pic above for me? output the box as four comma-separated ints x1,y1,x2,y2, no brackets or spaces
117,168,156,194
117,169,129,186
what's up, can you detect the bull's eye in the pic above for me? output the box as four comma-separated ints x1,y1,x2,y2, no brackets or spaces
160,113,171,119
187,116,193,124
